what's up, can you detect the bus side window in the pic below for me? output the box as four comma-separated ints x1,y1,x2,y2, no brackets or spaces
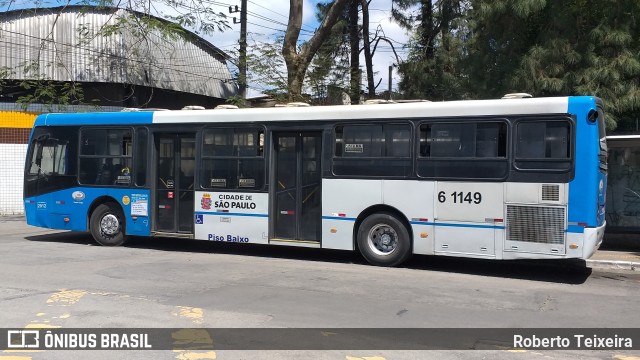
516,121,570,159
332,123,412,177
419,126,431,157
201,127,265,190
428,123,475,158
79,128,133,186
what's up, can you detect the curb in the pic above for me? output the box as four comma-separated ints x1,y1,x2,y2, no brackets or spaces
586,259,640,272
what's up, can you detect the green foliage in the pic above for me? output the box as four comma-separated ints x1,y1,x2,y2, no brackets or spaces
306,1,351,102
470,0,640,130
225,95,248,108
16,80,99,112
247,22,351,103
245,36,289,95
397,0,470,100
398,0,640,131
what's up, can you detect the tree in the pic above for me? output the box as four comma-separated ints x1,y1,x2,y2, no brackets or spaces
468,0,640,130
393,0,470,100
283,0,351,101
305,1,351,104
245,35,290,101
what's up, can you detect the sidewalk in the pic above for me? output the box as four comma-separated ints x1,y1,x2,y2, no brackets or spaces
587,234,640,272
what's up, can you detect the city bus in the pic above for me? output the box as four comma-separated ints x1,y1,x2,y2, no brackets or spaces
23,95,607,266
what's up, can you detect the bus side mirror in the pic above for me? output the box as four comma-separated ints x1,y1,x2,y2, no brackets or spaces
587,109,598,123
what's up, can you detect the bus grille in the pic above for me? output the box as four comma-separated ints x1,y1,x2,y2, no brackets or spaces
506,205,565,244
541,184,560,202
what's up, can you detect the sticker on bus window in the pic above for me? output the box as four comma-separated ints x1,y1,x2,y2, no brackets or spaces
116,167,131,185
345,143,364,153
116,175,131,185
211,178,226,187
239,178,255,188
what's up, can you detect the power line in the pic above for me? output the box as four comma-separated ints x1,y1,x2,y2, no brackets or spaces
246,0,316,33
245,21,286,33
246,10,314,35
247,0,288,21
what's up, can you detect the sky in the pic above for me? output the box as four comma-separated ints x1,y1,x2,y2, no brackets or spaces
195,0,413,98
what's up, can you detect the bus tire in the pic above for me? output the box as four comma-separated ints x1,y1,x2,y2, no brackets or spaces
90,203,127,246
357,212,411,267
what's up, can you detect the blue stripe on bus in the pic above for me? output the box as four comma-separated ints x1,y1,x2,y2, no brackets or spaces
422,222,505,230
35,111,154,127
321,216,357,221
195,211,268,218
409,221,430,225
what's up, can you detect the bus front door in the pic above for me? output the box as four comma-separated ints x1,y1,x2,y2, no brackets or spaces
155,133,196,234
272,132,322,243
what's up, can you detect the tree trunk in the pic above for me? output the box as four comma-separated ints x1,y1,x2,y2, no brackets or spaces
349,0,360,104
283,0,351,101
361,0,375,98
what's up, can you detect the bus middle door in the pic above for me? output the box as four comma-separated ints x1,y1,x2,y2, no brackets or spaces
271,132,322,244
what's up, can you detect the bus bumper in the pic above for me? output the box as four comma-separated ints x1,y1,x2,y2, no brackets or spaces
582,221,606,260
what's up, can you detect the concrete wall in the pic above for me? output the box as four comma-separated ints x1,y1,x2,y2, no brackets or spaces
0,144,27,214
0,108,36,215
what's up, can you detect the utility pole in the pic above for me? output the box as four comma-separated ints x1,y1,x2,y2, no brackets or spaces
230,0,247,99
388,64,393,100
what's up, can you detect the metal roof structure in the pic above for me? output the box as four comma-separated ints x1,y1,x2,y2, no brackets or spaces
0,5,237,99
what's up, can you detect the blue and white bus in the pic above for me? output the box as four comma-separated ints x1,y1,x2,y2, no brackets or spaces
24,95,607,266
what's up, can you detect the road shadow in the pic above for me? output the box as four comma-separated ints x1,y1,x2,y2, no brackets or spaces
602,233,640,253
24,231,95,245
25,231,591,284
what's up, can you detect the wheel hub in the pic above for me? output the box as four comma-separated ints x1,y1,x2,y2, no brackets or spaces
100,214,119,236
381,234,391,246
367,224,397,255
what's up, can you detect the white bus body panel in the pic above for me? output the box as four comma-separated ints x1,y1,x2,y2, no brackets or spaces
320,179,436,253
193,191,269,245
320,179,593,260
503,183,569,257
434,182,504,258
382,180,435,255
321,179,382,251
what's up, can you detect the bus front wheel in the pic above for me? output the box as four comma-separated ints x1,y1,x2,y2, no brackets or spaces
90,203,126,246
357,213,411,267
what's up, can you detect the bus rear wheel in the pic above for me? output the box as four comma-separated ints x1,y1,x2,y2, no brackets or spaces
357,212,411,267
90,203,126,246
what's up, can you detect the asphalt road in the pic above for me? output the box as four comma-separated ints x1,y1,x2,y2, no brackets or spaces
1,215,639,360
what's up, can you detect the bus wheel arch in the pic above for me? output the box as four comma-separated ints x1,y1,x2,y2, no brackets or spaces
354,205,413,267
88,198,127,246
